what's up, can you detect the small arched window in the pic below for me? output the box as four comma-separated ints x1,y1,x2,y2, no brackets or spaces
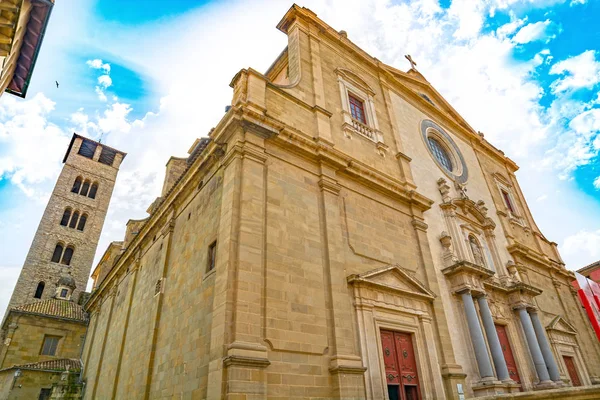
80,180,90,197
77,214,87,231
61,246,74,266
34,282,45,299
88,183,98,199
69,211,79,229
469,235,485,267
51,244,63,263
71,177,82,194
60,208,72,226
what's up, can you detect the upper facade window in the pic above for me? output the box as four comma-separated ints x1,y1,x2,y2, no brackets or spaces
501,190,516,214
492,173,524,224
348,93,366,124
421,120,468,184
336,68,385,146
71,176,98,199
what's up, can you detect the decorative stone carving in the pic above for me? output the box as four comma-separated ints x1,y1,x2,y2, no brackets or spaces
455,181,468,199
439,231,458,267
506,261,521,283
442,261,495,295
437,178,451,203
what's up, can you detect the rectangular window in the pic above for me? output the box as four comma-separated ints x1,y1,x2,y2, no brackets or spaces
207,241,217,272
501,190,516,214
348,93,366,124
78,139,97,159
40,336,60,356
60,289,68,298
98,147,117,166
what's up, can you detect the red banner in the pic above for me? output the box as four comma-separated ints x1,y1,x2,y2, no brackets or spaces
573,272,600,341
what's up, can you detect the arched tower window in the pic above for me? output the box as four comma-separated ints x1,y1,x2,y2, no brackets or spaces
61,246,74,266
77,214,87,231
69,211,79,229
71,176,82,194
60,208,72,226
89,183,98,199
51,244,63,263
468,234,485,267
80,180,90,197
34,282,45,299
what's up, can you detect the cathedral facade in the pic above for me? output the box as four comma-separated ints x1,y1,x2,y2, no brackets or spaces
82,5,600,399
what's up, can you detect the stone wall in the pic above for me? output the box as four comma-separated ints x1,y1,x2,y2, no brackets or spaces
0,314,86,369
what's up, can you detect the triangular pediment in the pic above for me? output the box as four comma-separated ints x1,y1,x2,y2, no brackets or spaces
347,264,435,301
383,65,476,134
547,316,578,335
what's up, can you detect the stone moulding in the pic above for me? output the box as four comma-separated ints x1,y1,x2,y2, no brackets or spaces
223,355,271,369
328,365,368,375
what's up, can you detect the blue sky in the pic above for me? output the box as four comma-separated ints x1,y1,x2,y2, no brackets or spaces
0,0,599,314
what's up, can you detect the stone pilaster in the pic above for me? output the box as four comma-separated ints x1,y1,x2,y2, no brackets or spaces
319,163,366,397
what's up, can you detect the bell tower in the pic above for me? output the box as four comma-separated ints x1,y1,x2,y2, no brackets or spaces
4,133,126,314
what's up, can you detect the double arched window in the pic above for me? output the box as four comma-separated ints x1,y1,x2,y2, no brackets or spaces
71,176,98,199
51,243,75,266
59,208,87,231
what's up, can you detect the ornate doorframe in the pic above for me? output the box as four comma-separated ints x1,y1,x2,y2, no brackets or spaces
546,316,591,386
349,265,445,400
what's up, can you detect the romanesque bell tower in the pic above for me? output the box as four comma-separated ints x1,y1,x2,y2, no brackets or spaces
4,133,126,314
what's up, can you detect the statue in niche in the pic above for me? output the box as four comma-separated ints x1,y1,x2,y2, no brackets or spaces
469,234,485,266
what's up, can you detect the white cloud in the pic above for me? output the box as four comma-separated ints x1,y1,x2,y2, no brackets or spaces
512,20,553,44
562,230,600,268
549,50,600,93
594,176,600,190
97,74,112,88
86,58,111,73
87,59,113,101
0,93,69,196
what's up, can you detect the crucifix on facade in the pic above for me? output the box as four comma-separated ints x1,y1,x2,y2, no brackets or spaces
405,54,417,70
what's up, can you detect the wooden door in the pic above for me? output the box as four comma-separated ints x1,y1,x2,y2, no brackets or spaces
563,356,581,386
380,329,421,400
495,325,521,384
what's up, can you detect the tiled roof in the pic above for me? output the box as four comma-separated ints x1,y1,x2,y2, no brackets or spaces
0,358,81,373
12,299,88,322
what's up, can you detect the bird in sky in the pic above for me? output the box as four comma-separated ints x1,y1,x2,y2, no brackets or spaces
55,81,59,88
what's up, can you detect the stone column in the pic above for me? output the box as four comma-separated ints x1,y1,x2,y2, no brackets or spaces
530,310,561,383
460,291,494,379
476,296,510,381
516,307,552,384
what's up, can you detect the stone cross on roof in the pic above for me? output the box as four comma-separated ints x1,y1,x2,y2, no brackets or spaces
405,54,417,70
